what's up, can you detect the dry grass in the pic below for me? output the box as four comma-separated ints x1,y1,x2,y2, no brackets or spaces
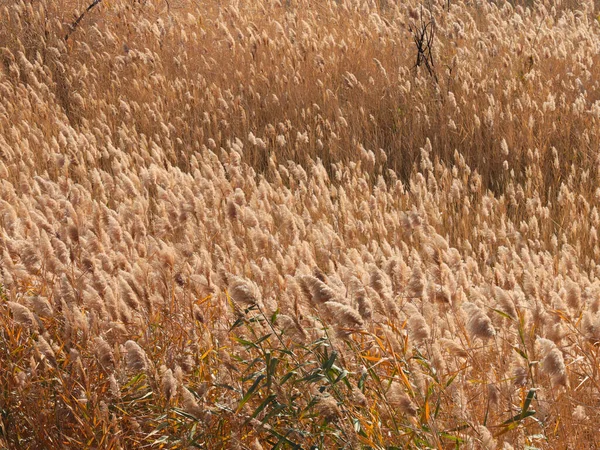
2,0,600,448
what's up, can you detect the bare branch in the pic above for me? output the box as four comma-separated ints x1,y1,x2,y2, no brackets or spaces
409,7,438,84
65,0,103,41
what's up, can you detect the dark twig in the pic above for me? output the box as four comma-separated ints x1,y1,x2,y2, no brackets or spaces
409,5,438,84
65,0,103,41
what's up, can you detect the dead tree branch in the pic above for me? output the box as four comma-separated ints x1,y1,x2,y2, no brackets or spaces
65,0,102,41
409,6,438,84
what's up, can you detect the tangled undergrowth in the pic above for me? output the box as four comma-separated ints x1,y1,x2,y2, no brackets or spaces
2,0,600,448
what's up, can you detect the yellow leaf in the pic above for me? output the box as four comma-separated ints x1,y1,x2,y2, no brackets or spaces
196,294,212,305
200,348,213,361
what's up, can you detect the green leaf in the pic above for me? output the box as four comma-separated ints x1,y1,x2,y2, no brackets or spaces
243,370,264,383
255,333,272,345
230,317,245,330
322,351,337,372
266,354,278,389
501,409,536,426
271,308,280,324
237,375,265,412
274,348,294,356
522,389,536,414
261,402,287,424
122,373,146,389
358,370,368,390
440,433,464,443
247,394,277,421
280,371,297,385
491,308,514,320
299,371,325,383
445,372,458,387
513,346,528,360
232,335,259,349
271,429,301,450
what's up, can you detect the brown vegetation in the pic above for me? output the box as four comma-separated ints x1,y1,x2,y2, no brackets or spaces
1,0,600,448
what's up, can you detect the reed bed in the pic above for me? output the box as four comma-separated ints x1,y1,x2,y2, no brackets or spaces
1,0,600,448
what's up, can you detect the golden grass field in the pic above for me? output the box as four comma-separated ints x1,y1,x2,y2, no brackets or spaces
2,0,600,448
